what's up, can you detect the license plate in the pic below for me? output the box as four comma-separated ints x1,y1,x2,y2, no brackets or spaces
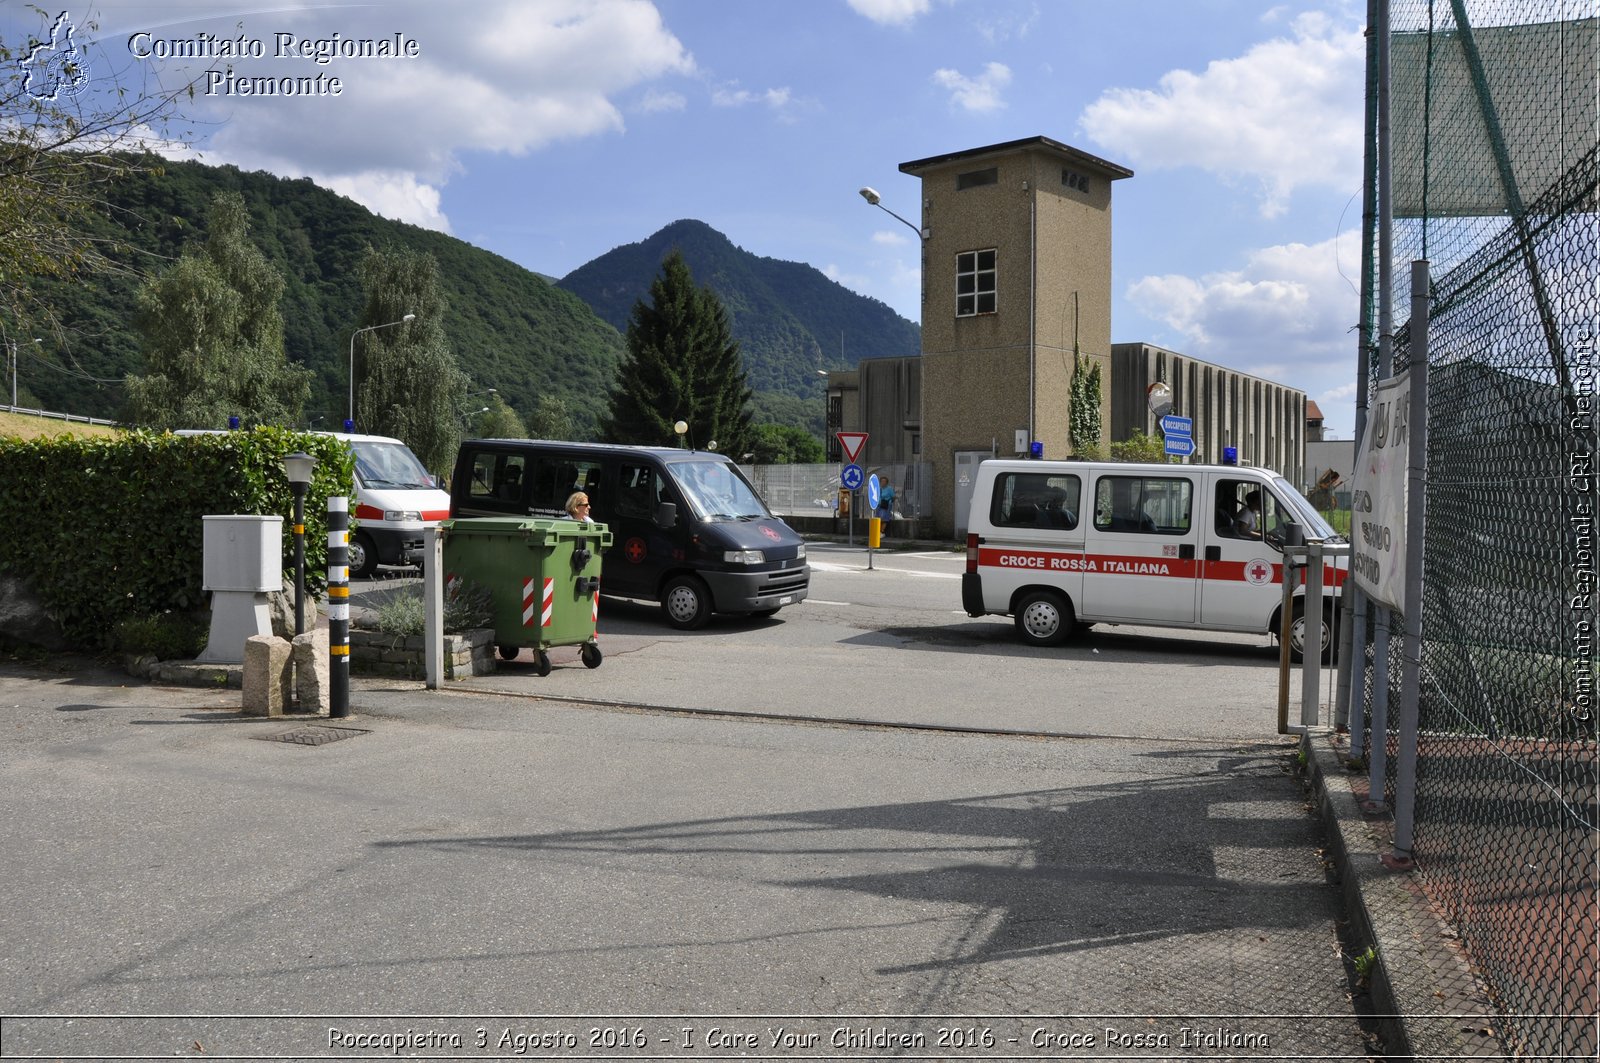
779,596,793,605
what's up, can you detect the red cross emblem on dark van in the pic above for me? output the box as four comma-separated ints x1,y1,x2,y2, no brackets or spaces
624,537,647,563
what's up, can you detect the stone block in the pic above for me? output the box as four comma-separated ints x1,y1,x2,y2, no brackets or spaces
292,628,330,714
241,635,291,716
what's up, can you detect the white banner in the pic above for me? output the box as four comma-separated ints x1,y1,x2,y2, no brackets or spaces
1350,371,1411,611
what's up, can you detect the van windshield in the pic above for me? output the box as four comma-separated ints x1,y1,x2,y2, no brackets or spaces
350,441,435,489
1273,476,1341,541
671,459,771,521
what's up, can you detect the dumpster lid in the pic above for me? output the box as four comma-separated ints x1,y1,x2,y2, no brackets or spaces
441,517,610,540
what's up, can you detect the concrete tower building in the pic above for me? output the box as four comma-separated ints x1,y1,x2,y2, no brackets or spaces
899,136,1134,536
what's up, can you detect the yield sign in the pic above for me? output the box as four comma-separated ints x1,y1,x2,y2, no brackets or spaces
835,431,868,464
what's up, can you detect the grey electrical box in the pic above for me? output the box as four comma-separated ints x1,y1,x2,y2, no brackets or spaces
202,515,283,592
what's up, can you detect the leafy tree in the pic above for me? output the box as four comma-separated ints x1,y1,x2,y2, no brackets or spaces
749,423,824,464
122,192,309,429
0,11,199,336
1067,293,1103,458
354,246,466,473
472,391,527,439
527,394,572,440
602,250,752,454
1109,430,1167,463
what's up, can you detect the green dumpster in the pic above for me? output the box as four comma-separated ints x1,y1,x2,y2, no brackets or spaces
440,517,613,676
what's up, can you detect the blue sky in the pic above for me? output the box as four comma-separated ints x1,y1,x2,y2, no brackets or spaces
14,0,1370,438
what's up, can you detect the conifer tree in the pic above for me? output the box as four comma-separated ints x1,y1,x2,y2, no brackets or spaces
602,251,752,454
123,192,309,429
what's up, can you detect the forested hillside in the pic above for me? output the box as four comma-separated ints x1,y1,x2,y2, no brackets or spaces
558,219,921,397
22,163,919,438
25,159,625,434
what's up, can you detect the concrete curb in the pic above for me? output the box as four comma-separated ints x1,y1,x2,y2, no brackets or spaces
1301,730,1508,1060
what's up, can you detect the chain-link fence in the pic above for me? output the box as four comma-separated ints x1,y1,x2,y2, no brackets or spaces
1358,2,1598,1055
742,462,933,522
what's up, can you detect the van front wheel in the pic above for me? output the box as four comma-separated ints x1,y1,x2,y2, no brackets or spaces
1015,590,1074,647
350,531,379,579
661,575,712,630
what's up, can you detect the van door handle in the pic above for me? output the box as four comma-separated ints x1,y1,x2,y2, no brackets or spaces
1179,544,1195,560
1205,545,1221,562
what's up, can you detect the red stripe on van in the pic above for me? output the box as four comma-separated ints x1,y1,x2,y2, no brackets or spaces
977,547,1198,578
354,503,383,521
422,509,450,521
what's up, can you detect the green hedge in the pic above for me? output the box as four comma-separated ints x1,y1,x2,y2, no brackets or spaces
0,427,356,651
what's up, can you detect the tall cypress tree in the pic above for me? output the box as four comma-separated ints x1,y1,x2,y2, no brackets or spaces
354,245,466,473
602,251,752,454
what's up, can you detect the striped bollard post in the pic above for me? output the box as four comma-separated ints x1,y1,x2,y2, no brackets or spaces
328,496,350,718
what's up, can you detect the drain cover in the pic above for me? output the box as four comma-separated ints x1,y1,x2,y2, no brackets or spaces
254,724,370,747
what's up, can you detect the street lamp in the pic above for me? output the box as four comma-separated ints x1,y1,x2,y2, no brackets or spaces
858,186,927,241
817,368,831,458
282,451,317,636
348,314,416,425
7,338,41,411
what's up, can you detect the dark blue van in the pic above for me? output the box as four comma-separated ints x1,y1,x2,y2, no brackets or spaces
449,440,810,629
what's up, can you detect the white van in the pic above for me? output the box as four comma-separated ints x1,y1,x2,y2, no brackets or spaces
960,459,1347,659
323,432,452,578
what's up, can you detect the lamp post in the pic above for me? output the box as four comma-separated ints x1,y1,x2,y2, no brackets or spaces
282,451,317,636
858,186,927,241
817,368,831,460
348,314,416,425
7,338,41,411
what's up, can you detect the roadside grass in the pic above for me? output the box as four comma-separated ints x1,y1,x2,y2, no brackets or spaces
0,410,120,440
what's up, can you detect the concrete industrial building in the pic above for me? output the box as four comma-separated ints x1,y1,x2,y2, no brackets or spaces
828,135,1311,537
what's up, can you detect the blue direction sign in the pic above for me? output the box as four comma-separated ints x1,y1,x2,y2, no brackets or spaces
1164,434,1195,457
1160,413,1193,437
866,473,881,511
840,463,864,490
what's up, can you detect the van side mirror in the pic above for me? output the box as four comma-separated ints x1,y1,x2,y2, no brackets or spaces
655,501,677,528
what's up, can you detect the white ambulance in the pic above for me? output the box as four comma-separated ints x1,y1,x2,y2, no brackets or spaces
322,432,452,579
960,459,1347,660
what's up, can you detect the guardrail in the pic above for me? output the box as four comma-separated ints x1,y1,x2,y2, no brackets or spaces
5,404,118,427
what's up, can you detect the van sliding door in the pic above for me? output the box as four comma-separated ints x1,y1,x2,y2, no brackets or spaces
1078,473,1198,623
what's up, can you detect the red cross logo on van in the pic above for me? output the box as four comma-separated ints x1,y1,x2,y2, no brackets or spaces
1245,559,1273,585
624,537,647,563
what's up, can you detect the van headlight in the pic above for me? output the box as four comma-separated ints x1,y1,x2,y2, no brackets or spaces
723,549,765,564
795,544,806,559
384,510,422,522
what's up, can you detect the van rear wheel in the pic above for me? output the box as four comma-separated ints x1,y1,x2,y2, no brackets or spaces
1015,590,1074,647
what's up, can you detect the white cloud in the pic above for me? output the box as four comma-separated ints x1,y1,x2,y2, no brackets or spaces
1078,11,1364,217
321,171,451,231
1126,235,1360,383
636,88,687,113
711,84,793,109
845,0,932,26
932,62,1011,113
871,229,909,246
104,0,695,230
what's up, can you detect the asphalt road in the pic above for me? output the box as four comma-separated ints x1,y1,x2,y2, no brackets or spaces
0,545,1376,1059
354,542,1335,743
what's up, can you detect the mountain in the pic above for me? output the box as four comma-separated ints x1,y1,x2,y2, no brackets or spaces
26,159,626,434
558,219,921,397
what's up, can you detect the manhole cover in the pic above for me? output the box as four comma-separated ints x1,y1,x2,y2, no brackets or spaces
254,725,370,747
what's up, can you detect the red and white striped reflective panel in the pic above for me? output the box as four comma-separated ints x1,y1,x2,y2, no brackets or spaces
522,578,537,627
591,583,600,636
542,577,555,627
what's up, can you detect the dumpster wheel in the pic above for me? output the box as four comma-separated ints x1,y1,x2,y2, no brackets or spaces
534,650,552,677
581,642,602,669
